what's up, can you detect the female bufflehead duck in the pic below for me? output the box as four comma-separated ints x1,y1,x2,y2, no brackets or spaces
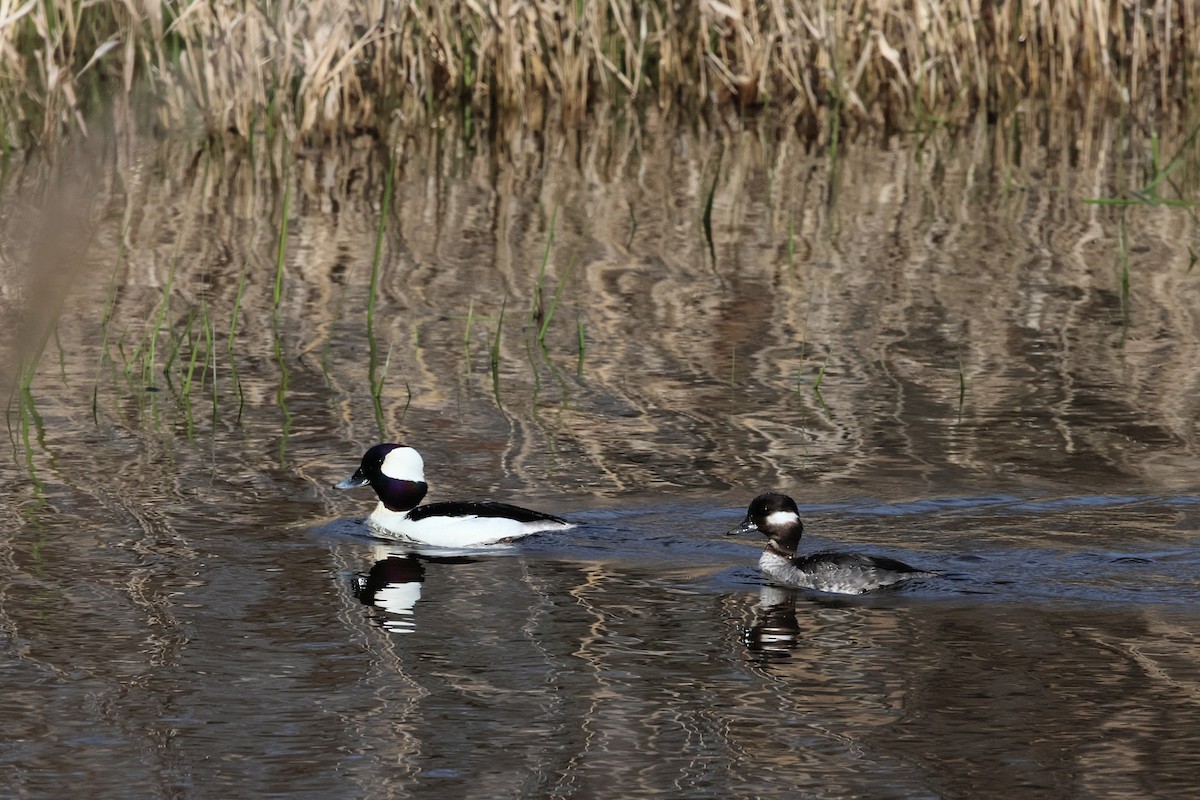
335,443,573,547
728,493,935,594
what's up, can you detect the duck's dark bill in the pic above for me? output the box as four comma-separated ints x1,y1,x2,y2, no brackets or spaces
335,470,370,490
726,518,757,536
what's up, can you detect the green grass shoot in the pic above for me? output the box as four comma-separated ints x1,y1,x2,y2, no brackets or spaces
464,297,476,368
812,355,828,407
145,241,182,389
537,252,576,347
491,295,507,399
93,217,129,420
228,268,248,352
371,341,393,440
273,182,291,308
273,317,292,462
203,300,217,426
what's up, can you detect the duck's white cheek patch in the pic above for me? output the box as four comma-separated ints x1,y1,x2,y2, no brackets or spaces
381,448,426,481
765,511,800,527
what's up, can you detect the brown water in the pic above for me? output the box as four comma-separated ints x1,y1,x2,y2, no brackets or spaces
4,111,1200,798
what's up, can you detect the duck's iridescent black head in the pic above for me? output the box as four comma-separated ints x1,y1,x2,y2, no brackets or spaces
727,492,805,551
335,443,429,512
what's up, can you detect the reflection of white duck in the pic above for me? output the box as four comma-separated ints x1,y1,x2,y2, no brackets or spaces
352,549,425,633
336,444,573,547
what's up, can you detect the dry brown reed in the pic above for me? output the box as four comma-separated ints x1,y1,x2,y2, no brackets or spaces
0,0,1196,145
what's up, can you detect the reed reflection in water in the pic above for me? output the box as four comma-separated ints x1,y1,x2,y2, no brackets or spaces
1,109,1200,797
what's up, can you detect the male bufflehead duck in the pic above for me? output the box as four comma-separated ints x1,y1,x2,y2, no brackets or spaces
728,493,935,594
335,443,573,547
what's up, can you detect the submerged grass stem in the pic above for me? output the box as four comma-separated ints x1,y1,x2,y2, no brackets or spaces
491,295,508,400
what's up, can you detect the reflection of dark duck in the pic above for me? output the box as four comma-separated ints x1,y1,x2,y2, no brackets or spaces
743,585,801,660
335,443,574,547
728,493,936,595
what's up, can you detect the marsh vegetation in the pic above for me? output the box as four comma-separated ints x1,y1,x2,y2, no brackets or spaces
1,0,1196,145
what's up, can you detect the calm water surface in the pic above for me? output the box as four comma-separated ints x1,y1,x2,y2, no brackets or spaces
3,113,1200,798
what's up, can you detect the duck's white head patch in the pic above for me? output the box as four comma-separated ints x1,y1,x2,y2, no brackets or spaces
381,446,426,482
765,510,801,528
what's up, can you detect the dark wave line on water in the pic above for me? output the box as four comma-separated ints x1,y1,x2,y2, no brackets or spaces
810,493,1200,518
